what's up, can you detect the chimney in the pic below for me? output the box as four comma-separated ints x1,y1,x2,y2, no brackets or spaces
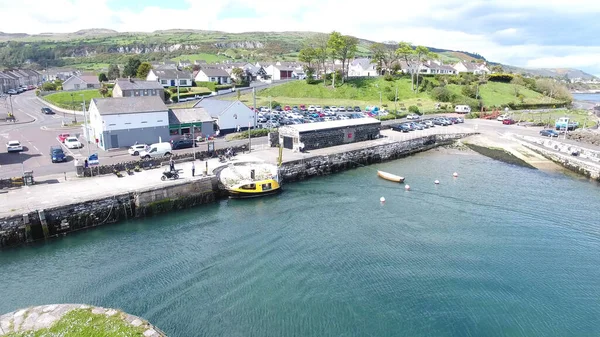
129,76,133,83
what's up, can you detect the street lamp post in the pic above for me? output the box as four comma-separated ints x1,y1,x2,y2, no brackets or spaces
80,95,91,161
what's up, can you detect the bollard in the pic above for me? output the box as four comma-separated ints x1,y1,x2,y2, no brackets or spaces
64,172,67,181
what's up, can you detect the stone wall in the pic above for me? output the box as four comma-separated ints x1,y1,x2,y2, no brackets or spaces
0,176,222,248
519,141,600,181
297,124,381,151
279,133,474,182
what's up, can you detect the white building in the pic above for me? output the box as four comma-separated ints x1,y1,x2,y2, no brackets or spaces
62,75,101,91
88,96,170,150
194,68,231,84
348,58,379,77
194,99,256,134
453,61,491,75
147,67,193,87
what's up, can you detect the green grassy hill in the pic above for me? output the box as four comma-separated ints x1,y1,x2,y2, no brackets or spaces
230,77,560,113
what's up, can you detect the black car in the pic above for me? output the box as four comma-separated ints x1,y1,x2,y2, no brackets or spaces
50,146,66,163
540,129,559,137
353,106,361,112
171,138,194,150
41,107,55,115
391,123,411,132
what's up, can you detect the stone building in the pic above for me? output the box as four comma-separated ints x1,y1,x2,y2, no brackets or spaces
278,119,381,151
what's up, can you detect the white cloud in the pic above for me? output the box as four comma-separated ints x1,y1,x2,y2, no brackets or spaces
1,0,599,73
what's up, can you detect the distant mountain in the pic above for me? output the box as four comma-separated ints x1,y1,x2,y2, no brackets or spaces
0,28,592,80
499,65,597,80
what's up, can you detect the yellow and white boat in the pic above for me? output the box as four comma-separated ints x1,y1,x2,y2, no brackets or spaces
377,170,405,183
227,179,281,199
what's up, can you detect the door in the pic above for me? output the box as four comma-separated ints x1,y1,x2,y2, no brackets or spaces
283,136,293,149
171,80,175,86
110,134,119,148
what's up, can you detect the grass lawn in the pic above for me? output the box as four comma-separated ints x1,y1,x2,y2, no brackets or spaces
69,62,110,72
230,77,560,114
227,77,439,112
4,309,147,337
44,89,111,110
171,53,229,63
510,109,597,128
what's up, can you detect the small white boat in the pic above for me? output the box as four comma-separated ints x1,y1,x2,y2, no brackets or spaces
377,170,405,183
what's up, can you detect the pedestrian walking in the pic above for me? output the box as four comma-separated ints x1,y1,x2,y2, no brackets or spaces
236,124,241,133
169,157,175,172
84,159,89,169
191,162,195,177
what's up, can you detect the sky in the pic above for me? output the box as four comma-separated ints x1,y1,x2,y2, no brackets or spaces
1,0,599,76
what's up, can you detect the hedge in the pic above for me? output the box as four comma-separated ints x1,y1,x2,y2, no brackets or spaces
231,128,270,139
194,81,216,91
216,84,233,90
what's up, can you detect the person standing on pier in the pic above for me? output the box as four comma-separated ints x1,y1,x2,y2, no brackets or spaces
169,157,175,172
191,162,195,177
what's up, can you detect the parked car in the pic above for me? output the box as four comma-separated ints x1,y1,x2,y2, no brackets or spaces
423,119,435,127
6,140,23,152
284,105,291,111
171,138,194,150
64,136,82,149
50,146,66,163
540,129,559,137
58,133,70,143
139,142,172,159
497,114,509,121
299,104,306,110
265,120,280,128
391,123,411,132
338,107,346,112
454,105,471,114
7,89,17,95
353,106,361,112
502,118,516,125
41,107,54,115
407,114,420,120
128,144,148,156
555,117,579,131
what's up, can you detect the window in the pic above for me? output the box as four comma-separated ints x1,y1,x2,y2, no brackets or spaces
160,80,168,85
141,121,148,124
135,91,140,96
157,120,163,122
129,91,134,97
74,84,80,89
143,90,148,96
180,80,187,86
151,90,156,95
125,122,131,125
109,123,116,126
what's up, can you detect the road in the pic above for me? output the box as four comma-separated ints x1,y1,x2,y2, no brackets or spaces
0,91,267,179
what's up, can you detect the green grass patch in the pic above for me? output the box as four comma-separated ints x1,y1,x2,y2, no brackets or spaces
230,128,270,140
509,109,597,128
4,308,147,337
44,89,111,110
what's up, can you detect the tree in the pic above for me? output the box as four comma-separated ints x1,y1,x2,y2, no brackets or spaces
327,32,358,84
98,84,109,98
370,43,386,75
136,62,153,79
305,66,315,84
299,46,316,69
491,65,503,73
231,67,246,83
414,46,437,91
396,42,417,91
310,35,330,86
98,72,108,83
123,57,141,78
107,64,120,80
511,76,526,97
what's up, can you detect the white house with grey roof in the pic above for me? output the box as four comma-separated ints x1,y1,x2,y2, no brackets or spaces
89,96,170,150
113,78,165,101
62,74,101,91
146,67,193,87
194,99,256,134
194,68,232,84
453,61,490,75
348,58,379,77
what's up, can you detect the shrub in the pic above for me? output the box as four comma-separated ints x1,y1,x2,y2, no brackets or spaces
232,128,270,139
408,105,420,114
35,89,40,96
383,73,394,81
216,84,233,90
386,92,396,101
194,81,217,91
461,85,478,99
106,83,115,89
488,74,514,83
440,104,447,110
431,87,454,102
41,82,57,91
466,112,480,119
163,89,171,101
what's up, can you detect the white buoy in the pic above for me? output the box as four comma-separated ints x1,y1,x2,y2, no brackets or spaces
380,196,386,203
453,172,458,177
404,184,410,190
434,180,440,184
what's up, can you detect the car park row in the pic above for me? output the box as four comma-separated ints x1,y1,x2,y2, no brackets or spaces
390,116,464,133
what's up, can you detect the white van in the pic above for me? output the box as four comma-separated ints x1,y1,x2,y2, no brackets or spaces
454,105,471,114
139,142,172,159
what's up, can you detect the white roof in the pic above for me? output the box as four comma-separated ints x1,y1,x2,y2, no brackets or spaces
282,118,381,133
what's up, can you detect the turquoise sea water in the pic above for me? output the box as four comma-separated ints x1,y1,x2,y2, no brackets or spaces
573,93,600,102
1,150,599,337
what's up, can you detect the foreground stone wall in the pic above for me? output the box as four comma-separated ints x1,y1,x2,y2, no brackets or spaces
0,176,221,248
298,124,381,151
519,141,600,181
279,133,474,182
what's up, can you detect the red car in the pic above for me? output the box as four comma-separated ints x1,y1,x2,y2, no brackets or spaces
284,105,291,111
502,119,516,125
299,104,306,110
58,133,70,143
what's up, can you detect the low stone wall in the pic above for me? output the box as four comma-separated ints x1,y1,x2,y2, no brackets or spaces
0,176,222,248
279,133,475,182
519,141,600,181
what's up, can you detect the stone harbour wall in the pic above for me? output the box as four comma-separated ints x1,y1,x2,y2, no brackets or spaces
519,141,600,181
0,176,222,248
279,133,475,182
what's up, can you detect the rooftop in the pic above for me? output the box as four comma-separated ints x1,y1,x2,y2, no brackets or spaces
281,118,381,133
168,108,214,124
115,79,164,91
92,96,167,115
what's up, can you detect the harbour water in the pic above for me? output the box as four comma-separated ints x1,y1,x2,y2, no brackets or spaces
1,150,600,337
572,93,600,102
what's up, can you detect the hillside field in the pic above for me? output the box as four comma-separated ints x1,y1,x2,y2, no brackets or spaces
227,77,558,113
